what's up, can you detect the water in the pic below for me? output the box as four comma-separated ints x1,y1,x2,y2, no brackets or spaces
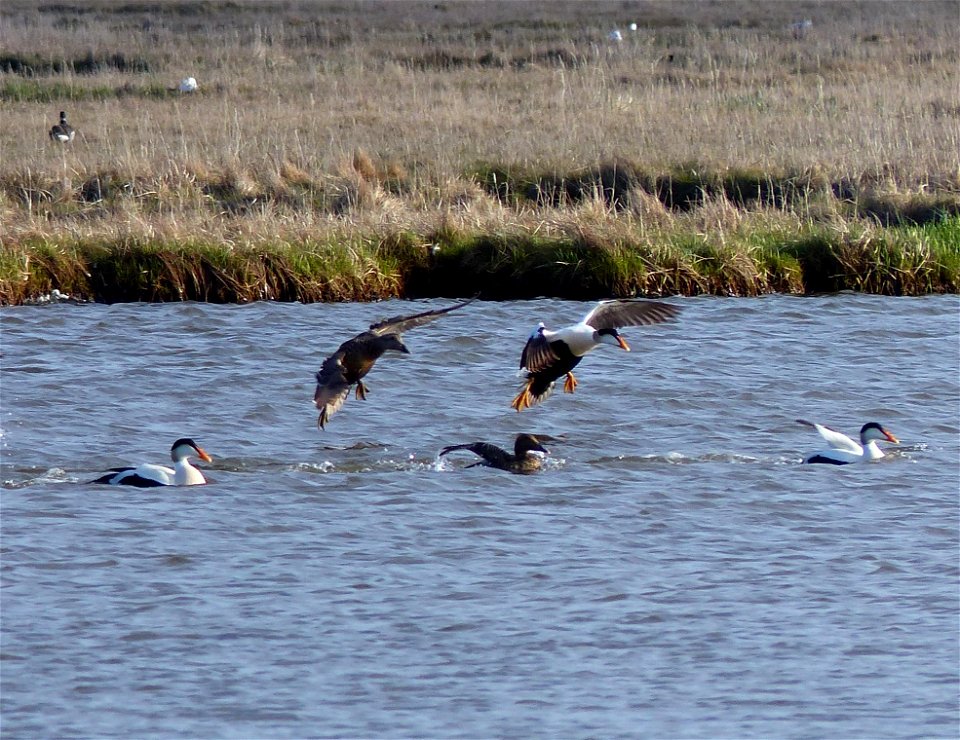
2,294,958,738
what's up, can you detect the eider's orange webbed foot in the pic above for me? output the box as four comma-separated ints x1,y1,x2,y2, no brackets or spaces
511,382,534,412
563,372,578,394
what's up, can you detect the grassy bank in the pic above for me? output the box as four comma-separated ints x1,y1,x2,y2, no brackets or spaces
4,215,957,304
1,1,958,303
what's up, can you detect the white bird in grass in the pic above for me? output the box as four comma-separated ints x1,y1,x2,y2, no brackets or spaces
796,419,899,465
178,76,198,92
91,438,213,486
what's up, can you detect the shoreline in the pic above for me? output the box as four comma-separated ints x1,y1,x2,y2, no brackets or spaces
4,217,957,305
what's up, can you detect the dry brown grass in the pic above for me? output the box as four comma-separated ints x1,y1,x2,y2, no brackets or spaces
3,1,957,180
0,1,957,302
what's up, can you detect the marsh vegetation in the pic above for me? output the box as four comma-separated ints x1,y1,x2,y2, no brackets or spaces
1,0,957,303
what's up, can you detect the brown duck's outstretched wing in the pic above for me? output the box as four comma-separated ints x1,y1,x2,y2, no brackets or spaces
369,297,475,336
583,299,680,331
519,326,562,373
314,351,352,429
439,442,513,469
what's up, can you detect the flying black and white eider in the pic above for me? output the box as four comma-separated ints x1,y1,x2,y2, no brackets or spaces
91,438,213,486
313,298,475,429
439,433,549,474
511,298,680,411
49,111,75,143
796,419,899,465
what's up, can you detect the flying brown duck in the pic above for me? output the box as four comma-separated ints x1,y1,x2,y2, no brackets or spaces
512,298,680,411
439,433,549,474
314,298,474,429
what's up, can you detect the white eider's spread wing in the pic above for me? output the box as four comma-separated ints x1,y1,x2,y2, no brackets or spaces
796,419,861,454
582,299,681,331
519,324,562,372
93,463,174,487
369,297,475,337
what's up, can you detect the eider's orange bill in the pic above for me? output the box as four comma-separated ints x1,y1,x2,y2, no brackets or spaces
617,336,631,351
884,430,900,444
197,448,213,463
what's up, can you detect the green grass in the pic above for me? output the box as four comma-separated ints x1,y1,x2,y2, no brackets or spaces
468,162,958,225
0,237,404,304
5,219,956,304
0,51,150,75
0,78,189,103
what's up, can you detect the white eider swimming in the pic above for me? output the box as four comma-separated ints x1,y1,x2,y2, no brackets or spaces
91,438,213,486
796,419,899,465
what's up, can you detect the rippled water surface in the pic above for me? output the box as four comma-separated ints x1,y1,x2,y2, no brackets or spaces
2,295,958,738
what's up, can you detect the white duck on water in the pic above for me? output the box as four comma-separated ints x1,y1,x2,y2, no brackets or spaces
91,438,213,486
797,420,899,465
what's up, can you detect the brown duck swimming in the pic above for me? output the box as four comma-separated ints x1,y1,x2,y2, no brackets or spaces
512,298,680,411
439,433,549,474
314,298,474,429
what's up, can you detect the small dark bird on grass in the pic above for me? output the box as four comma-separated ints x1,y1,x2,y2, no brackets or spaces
512,298,681,411
439,433,550,474
313,298,475,429
49,111,75,143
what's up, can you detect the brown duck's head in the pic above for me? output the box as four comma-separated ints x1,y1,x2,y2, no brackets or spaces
378,334,410,354
515,434,549,458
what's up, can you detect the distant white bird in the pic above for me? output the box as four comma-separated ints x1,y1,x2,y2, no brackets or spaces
629,22,638,31
608,29,623,43
796,420,899,465
178,76,198,93
790,19,813,39
48,111,75,143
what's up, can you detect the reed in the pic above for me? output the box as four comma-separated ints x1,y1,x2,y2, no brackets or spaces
1,0,957,303
4,213,957,305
